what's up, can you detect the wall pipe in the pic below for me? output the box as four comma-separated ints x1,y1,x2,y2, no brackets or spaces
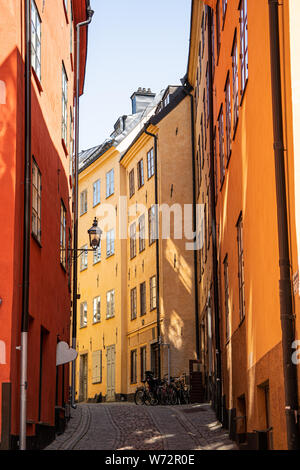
182,85,200,361
268,0,299,450
19,0,32,451
71,4,94,408
207,6,222,422
144,129,161,379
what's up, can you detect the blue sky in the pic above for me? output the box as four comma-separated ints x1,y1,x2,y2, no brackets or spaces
79,0,192,151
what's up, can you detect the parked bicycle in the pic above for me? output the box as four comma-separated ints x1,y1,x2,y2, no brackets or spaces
134,371,190,406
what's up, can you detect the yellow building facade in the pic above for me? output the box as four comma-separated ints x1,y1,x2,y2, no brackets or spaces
75,87,198,400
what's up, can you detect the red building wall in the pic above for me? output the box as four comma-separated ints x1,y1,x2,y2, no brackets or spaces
0,0,88,448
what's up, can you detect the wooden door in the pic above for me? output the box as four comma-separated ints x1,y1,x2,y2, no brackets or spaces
79,354,88,402
106,345,115,401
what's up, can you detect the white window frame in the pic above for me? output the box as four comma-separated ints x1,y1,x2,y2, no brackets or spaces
93,296,101,323
32,159,41,242
93,242,101,264
80,301,87,328
80,245,88,271
62,64,68,144
106,229,115,257
93,179,101,206
106,169,114,198
80,189,87,215
106,289,115,319
147,148,154,179
31,0,41,81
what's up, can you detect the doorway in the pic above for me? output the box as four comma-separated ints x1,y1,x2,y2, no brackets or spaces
106,345,115,401
79,353,88,402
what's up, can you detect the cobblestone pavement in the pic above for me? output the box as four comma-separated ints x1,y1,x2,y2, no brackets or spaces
45,402,237,451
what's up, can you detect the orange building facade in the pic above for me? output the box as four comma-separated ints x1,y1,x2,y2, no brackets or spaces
188,0,300,450
0,0,89,449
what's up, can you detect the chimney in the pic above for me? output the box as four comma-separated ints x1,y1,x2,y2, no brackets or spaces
130,87,156,114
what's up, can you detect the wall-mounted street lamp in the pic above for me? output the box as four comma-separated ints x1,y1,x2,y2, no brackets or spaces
87,217,102,250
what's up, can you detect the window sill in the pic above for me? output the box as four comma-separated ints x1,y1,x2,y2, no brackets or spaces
93,260,101,266
79,325,87,329
220,176,225,191
31,66,43,94
129,193,135,199
105,193,114,200
60,262,67,273
150,307,157,312
106,252,115,259
232,118,239,141
131,317,137,322
80,211,87,217
147,174,154,182
130,254,136,261
106,315,115,320
139,247,145,254
93,320,101,325
31,232,42,248
93,202,101,209
226,150,232,168
80,267,88,272
239,316,245,328
140,312,146,317
62,139,68,157
138,183,144,190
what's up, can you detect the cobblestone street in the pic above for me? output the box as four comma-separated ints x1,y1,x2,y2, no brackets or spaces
45,403,237,451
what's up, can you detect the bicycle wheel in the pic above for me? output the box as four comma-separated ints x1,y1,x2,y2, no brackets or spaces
144,391,158,406
183,389,190,404
169,388,178,406
134,389,145,405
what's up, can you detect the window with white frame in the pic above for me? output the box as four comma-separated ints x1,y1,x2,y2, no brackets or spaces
93,179,101,206
147,148,154,179
240,0,248,97
62,64,68,144
130,222,136,259
137,159,144,188
80,301,87,328
80,245,88,271
130,287,137,320
106,289,115,319
232,34,239,133
149,205,157,245
106,169,114,198
93,296,101,323
31,0,41,81
150,275,157,310
225,74,231,162
32,159,41,242
80,189,87,215
60,201,66,268
64,0,68,14
106,229,115,257
130,349,137,384
139,214,145,252
140,281,146,316
129,169,135,198
93,242,101,264
218,105,225,186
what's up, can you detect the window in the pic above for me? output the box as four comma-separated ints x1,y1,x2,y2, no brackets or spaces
147,148,154,179
150,275,157,310
63,0,68,14
93,296,101,323
93,179,100,206
62,64,68,144
129,169,135,198
106,169,114,198
206,63,209,125
138,214,145,252
237,214,245,321
80,302,87,328
211,10,215,78
140,282,146,316
80,245,88,271
32,159,41,242
240,0,248,97
140,346,147,382
232,34,239,134
130,223,136,259
137,159,144,188
151,343,159,377
80,189,87,215
218,105,225,186
92,350,102,384
149,205,157,245
93,242,101,264
106,229,115,257
130,287,137,320
69,107,74,176
201,13,205,57
106,289,115,319
31,0,41,81
222,0,228,22
60,201,66,268
224,255,230,341
216,0,221,58
225,74,231,162
130,349,137,384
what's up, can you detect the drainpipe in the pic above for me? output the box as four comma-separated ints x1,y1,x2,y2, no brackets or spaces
207,7,222,422
144,129,161,380
268,0,299,450
71,4,94,408
182,85,200,361
19,0,32,451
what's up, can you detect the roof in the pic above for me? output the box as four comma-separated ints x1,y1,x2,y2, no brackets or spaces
79,139,114,173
